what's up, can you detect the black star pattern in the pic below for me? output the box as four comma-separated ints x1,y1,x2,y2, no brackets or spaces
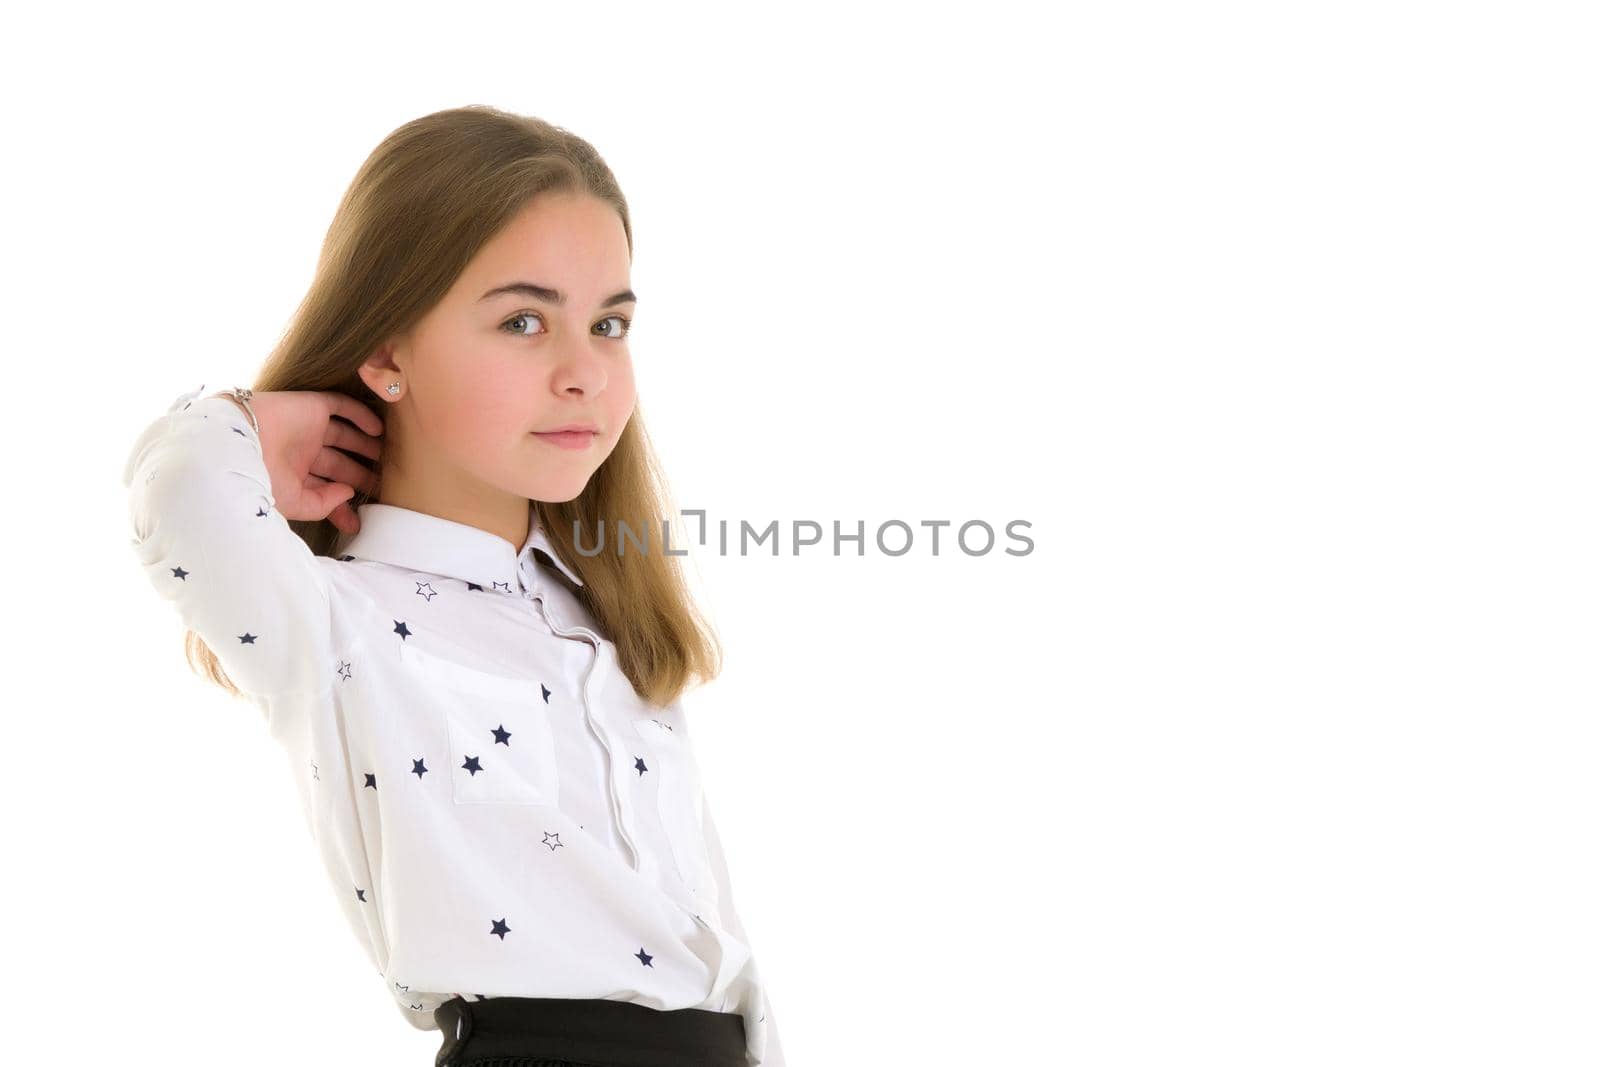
232,426,248,437
135,417,777,1015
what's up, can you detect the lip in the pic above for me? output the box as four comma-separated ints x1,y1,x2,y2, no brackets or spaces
531,429,598,451
536,423,600,434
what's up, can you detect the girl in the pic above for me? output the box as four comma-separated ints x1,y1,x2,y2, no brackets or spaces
121,106,785,1067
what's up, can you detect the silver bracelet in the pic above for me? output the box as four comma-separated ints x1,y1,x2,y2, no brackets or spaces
212,386,260,435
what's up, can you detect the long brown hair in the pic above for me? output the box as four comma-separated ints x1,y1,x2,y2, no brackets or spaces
186,105,721,707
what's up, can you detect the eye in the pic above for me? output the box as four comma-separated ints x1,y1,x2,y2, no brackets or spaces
500,311,633,340
501,312,546,337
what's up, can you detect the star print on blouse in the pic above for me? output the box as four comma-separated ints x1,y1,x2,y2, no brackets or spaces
125,392,785,1064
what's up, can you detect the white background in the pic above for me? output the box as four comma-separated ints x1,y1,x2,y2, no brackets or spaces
4,2,1597,1064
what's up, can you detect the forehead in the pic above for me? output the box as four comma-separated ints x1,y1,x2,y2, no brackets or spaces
463,192,630,291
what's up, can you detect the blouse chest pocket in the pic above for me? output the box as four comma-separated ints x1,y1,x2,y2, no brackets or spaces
398,641,559,807
632,718,719,906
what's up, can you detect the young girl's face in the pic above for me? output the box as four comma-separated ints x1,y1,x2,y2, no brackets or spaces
373,190,638,509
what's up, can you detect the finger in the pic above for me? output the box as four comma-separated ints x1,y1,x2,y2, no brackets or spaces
325,418,384,462
328,392,385,438
308,478,356,521
311,447,380,496
329,500,360,535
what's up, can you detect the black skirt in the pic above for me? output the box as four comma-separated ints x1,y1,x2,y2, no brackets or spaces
431,995,748,1067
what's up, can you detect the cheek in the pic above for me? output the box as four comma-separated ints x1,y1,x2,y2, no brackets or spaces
422,363,531,446
607,374,638,438
610,358,637,406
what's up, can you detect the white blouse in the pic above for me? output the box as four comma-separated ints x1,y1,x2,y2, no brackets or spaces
121,383,785,1066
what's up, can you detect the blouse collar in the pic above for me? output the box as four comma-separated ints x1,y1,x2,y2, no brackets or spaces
337,500,584,590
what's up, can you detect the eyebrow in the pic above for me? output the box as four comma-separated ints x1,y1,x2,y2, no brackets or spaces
478,282,638,308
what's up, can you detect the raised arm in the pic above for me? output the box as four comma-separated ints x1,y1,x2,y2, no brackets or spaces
121,383,379,703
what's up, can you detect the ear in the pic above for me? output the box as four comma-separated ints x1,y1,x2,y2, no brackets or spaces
357,341,406,403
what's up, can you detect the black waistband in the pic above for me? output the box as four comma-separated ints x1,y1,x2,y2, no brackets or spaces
432,995,747,1067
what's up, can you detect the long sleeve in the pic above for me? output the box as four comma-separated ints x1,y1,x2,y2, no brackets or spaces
122,383,337,705
703,792,788,1067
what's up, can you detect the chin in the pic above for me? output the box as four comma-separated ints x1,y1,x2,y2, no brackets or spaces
524,478,592,504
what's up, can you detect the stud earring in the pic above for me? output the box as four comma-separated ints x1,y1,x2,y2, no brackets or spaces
386,382,401,396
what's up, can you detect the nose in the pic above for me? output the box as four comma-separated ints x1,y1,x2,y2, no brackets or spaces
549,340,609,397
